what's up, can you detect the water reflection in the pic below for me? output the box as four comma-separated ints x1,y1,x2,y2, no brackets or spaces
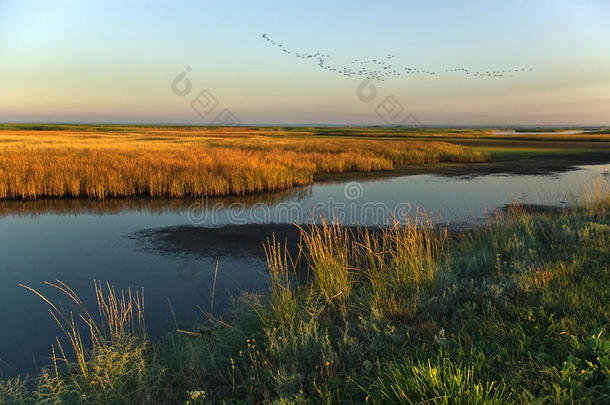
0,164,608,378
0,187,312,218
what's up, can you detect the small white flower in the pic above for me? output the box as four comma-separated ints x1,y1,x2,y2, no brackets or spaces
434,328,447,346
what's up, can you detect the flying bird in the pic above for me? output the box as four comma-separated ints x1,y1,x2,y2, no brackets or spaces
261,33,534,81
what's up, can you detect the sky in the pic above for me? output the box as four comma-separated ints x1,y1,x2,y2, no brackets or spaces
1,0,609,126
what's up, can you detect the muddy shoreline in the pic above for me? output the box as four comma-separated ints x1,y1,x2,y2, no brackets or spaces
134,202,572,262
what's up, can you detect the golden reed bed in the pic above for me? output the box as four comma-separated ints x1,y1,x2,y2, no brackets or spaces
0,128,487,199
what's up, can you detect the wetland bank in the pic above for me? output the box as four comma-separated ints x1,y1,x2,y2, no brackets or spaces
0,125,609,403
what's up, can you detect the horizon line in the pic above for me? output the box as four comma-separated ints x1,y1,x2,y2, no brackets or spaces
1,121,608,129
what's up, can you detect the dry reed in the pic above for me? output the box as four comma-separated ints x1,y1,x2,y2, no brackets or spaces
0,129,487,199
19,280,145,380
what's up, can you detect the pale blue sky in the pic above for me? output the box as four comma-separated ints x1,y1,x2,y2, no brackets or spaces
1,0,609,125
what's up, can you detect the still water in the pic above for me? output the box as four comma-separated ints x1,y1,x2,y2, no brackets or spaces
0,164,608,377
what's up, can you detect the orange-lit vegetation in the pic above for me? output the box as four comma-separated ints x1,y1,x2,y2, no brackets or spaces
0,128,487,199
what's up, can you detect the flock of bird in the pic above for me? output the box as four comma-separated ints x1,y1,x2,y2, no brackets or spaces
262,33,533,81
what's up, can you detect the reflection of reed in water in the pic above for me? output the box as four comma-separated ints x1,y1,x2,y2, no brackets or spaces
0,186,312,217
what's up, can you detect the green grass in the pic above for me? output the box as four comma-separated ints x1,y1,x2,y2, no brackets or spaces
474,146,587,160
454,139,610,163
585,129,610,135
1,181,609,404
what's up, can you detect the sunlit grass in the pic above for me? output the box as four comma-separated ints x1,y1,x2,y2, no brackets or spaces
15,280,148,403
2,125,607,200
0,129,487,199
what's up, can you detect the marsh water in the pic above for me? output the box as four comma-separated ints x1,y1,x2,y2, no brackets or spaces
1,163,609,377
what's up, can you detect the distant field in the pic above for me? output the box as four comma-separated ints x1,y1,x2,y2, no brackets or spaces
0,127,486,199
1,125,609,200
1,124,609,140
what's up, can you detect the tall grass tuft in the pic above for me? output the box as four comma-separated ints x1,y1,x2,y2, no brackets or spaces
365,357,508,404
19,280,148,403
299,220,353,313
580,176,610,216
358,212,448,321
264,235,299,328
